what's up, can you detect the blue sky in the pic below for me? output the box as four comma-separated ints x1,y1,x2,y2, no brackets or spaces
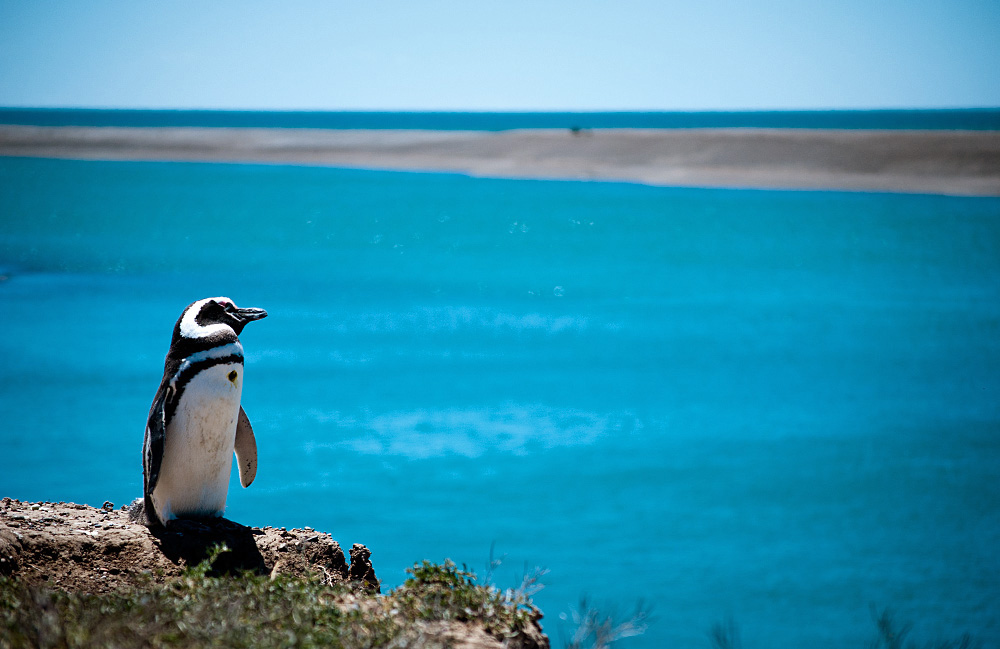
1,0,998,111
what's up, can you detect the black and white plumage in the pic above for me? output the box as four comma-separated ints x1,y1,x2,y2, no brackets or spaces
142,297,268,527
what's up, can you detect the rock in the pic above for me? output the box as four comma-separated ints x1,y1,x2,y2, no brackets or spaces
0,525,21,576
0,499,372,593
349,542,379,592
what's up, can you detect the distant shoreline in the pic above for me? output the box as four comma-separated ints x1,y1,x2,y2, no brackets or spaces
2,124,999,196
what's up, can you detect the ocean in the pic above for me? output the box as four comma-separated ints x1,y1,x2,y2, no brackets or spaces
1,153,999,647
3,107,1000,131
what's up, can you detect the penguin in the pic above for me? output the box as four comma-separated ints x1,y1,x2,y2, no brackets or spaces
141,297,268,527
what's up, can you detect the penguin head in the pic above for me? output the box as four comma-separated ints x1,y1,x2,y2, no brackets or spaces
200,297,268,335
177,296,268,341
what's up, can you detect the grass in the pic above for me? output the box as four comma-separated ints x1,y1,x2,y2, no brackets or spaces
1,544,982,649
708,616,740,649
394,559,543,641
560,597,651,649
706,609,980,649
866,607,978,649
0,546,544,649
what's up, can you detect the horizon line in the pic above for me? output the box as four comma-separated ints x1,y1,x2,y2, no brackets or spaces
2,105,1000,114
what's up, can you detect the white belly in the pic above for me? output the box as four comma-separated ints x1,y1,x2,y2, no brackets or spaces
151,362,243,522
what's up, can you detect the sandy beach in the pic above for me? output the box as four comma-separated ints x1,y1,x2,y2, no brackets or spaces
1,124,998,196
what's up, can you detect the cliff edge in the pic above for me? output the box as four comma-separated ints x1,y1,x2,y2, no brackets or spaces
0,497,374,593
0,498,548,649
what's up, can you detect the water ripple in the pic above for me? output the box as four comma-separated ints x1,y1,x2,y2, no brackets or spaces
305,404,641,459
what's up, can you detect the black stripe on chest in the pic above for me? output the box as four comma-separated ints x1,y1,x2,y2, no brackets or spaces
163,354,244,426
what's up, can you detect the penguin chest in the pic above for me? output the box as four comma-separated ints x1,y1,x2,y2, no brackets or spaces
153,362,244,520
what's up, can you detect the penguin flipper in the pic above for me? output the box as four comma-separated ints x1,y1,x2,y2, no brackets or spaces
234,405,258,488
142,386,169,527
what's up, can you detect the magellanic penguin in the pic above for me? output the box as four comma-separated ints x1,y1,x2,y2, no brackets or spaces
142,297,268,527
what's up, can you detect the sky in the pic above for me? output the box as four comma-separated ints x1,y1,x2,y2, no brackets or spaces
0,0,998,111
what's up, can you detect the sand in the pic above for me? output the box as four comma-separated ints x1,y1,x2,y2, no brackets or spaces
1,124,999,196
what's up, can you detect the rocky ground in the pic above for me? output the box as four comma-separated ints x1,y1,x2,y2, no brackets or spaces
0,497,376,593
1,498,547,649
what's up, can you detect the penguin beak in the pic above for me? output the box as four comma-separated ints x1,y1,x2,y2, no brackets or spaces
235,307,268,323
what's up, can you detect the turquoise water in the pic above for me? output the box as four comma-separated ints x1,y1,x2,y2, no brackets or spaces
1,156,999,647
3,107,1000,130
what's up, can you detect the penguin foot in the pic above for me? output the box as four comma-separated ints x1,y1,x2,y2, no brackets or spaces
126,498,158,527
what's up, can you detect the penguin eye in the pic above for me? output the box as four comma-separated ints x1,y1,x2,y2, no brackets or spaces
228,370,238,382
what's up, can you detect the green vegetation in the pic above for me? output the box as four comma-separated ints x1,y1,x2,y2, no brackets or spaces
0,547,543,649
395,560,543,641
706,609,980,649
1,543,982,649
